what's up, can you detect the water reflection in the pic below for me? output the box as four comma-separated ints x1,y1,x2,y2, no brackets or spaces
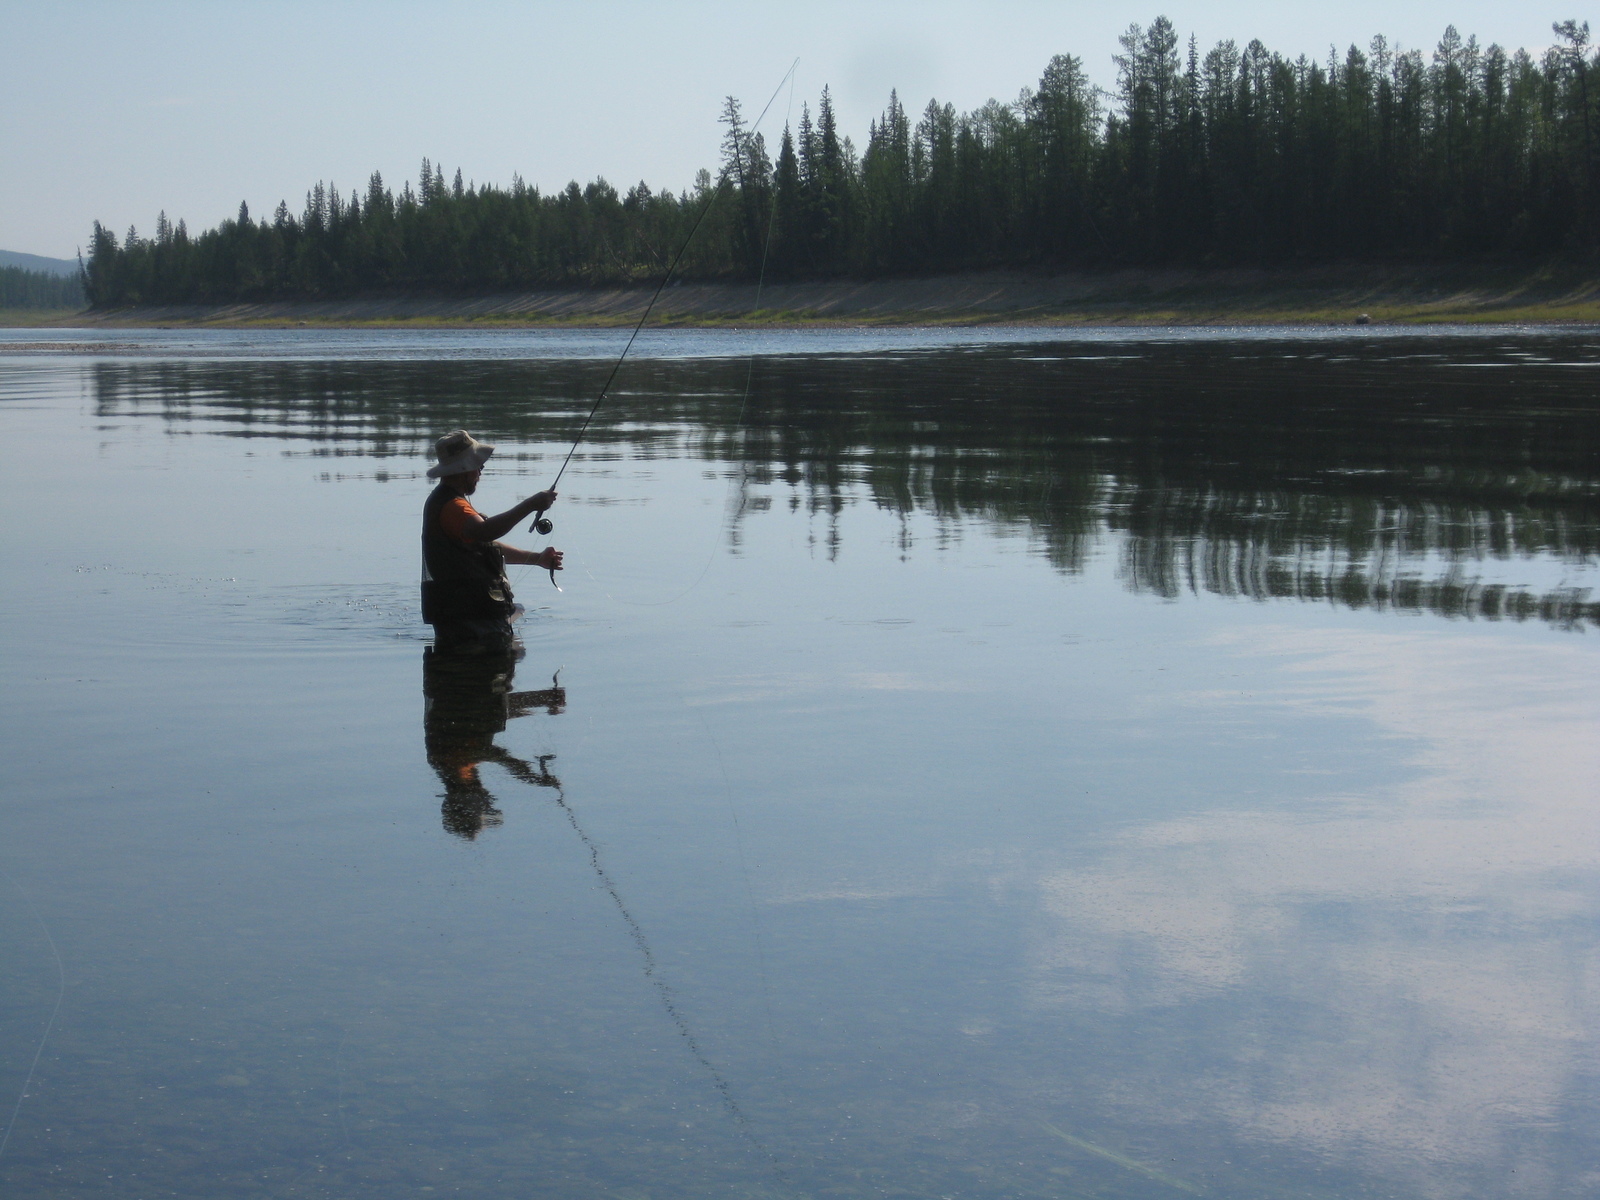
421,647,565,839
8,334,1598,1199
1027,625,1600,1196
90,335,1600,629
418,643,764,1161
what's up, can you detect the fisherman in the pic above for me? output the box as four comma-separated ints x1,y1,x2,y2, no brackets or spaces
421,429,563,652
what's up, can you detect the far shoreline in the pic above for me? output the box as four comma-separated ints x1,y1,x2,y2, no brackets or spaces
10,263,1600,330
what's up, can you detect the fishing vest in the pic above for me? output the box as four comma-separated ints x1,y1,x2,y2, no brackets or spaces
420,482,516,624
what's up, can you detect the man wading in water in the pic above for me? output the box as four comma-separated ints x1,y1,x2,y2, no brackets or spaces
421,429,563,652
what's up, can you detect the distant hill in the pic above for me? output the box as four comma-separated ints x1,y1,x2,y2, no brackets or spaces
0,249,80,277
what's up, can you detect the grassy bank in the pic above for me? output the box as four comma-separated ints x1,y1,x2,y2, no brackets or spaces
21,263,1600,329
0,308,93,327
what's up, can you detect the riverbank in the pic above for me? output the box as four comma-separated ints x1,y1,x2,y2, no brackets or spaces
0,308,87,327
19,263,1600,328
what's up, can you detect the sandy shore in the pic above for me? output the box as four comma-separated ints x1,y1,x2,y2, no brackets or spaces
12,264,1600,328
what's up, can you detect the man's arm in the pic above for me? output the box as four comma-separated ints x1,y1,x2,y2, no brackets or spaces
457,490,558,543
496,543,563,571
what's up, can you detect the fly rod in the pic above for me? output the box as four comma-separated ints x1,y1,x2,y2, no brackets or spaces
529,59,800,587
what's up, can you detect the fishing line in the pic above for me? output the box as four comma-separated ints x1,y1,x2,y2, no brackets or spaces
546,62,798,610
726,62,798,523
0,872,65,1167
523,58,800,591
569,71,796,1073
500,68,803,1176
694,709,781,1066
494,756,792,1185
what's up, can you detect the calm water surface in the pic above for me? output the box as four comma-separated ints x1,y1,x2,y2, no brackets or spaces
1,327,1597,1199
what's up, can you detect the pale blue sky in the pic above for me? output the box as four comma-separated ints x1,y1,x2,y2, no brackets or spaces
1,1,1581,257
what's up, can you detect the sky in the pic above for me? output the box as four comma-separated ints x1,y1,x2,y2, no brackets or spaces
0,1,1581,258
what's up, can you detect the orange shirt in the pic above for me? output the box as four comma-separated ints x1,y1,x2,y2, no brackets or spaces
437,494,480,544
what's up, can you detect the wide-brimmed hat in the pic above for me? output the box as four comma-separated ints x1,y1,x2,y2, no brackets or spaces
428,429,495,478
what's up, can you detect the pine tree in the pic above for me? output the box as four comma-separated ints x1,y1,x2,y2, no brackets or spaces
813,86,850,269
772,125,803,273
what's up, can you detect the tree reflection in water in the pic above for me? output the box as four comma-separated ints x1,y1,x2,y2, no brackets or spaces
95,333,1600,630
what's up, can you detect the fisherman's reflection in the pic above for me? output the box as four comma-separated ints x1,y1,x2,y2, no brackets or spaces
422,646,566,839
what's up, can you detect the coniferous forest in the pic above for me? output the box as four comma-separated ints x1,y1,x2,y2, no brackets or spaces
85,18,1600,307
2,266,85,309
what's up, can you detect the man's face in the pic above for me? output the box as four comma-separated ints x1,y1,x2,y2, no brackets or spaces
452,468,482,494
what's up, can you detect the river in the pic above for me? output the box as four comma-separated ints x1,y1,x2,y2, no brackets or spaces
1,326,1596,1198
